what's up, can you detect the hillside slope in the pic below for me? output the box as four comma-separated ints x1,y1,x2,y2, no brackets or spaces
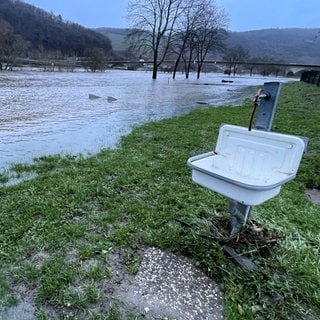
97,27,320,64
0,0,112,57
95,28,129,52
226,28,320,64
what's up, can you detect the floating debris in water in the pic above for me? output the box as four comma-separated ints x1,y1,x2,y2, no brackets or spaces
107,96,118,102
89,94,101,99
196,101,209,105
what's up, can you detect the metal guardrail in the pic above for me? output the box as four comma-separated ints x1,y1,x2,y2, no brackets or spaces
300,70,320,86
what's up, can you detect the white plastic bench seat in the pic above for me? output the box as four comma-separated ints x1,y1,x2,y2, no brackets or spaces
187,124,305,205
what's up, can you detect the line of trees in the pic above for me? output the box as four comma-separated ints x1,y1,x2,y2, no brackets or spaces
0,0,113,57
0,19,29,71
0,0,114,72
127,0,228,79
0,15,111,72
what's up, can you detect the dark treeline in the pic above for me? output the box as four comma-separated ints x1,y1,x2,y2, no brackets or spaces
0,0,113,58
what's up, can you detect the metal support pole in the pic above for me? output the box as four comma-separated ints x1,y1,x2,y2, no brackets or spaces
229,201,252,237
229,82,282,237
254,82,282,131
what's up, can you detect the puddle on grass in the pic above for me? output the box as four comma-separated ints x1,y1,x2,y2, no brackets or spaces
306,188,320,204
0,171,37,187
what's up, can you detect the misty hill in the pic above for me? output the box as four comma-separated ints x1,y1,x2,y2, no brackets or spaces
0,0,113,57
97,27,320,65
96,28,129,52
226,28,320,64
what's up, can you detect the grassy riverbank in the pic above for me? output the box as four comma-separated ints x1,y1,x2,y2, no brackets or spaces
0,81,319,319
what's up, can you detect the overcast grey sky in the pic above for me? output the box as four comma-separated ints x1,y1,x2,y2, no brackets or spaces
27,0,320,31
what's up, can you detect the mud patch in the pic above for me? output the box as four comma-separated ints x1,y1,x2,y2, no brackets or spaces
1,247,224,319
1,301,35,320
1,283,36,320
115,247,224,320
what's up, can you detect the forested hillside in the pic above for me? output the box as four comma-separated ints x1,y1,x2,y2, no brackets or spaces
98,27,320,65
0,0,113,57
226,28,320,64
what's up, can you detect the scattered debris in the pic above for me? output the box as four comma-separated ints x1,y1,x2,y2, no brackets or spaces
222,245,256,271
196,101,209,105
107,96,117,102
176,216,283,270
89,94,101,99
89,94,118,102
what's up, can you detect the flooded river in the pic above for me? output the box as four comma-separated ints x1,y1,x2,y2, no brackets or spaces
0,70,293,168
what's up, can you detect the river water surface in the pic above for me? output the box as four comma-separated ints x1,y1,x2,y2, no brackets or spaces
0,70,293,169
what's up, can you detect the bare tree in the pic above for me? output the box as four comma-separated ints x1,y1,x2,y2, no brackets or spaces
127,0,184,79
171,0,228,79
181,30,198,79
223,45,249,76
170,0,200,79
193,0,228,78
85,47,108,72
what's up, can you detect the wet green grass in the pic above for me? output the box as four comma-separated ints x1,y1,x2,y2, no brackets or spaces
0,81,319,319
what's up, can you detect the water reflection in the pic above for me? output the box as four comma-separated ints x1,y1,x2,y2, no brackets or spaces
0,70,293,168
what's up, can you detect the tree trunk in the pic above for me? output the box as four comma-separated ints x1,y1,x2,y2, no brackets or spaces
152,50,158,79
152,64,158,79
172,54,182,80
197,62,203,79
185,60,191,79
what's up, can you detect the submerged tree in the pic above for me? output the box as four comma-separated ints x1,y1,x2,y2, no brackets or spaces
85,47,108,72
127,0,228,79
170,0,200,79
192,1,228,79
127,0,185,79
223,45,249,76
173,0,227,79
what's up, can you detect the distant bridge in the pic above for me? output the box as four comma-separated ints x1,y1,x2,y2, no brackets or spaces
108,59,320,73
17,57,320,74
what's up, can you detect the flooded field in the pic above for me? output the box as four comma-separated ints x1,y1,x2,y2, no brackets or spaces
0,69,294,168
